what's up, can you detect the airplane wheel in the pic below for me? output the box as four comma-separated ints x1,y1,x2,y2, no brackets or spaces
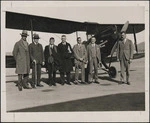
108,66,117,78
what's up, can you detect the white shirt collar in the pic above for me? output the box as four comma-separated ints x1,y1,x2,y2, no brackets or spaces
34,42,38,45
92,43,95,46
62,42,66,45
124,38,127,44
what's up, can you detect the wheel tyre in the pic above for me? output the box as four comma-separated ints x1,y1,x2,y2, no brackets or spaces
108,66,117,78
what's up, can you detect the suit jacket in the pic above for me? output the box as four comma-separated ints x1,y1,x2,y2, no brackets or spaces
117,39,134,61
87,43,101,63
73,44,87,64
44,45,58,65
12,39,30,74
29,42,44,64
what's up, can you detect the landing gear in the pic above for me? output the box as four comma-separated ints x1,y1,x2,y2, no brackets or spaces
108,66,117,78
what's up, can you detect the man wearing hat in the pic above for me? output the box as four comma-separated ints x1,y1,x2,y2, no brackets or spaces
29,33,45,87
13,30,31,91
117,31,134,85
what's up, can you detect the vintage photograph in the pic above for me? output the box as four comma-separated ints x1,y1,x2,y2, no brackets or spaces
1,1,149,122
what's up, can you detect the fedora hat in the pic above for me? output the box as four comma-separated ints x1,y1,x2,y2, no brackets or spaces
33,33,40,39
20,30,29,36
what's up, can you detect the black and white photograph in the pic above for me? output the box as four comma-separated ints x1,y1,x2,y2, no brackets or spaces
1,1,149,122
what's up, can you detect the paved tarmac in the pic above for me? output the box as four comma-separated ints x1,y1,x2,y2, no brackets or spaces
6,57,145,112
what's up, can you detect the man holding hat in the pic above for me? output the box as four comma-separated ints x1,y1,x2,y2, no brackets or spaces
13,30,31,91
29,33,45,87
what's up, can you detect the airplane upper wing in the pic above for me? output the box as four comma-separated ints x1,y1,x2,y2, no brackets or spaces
6,11,145,34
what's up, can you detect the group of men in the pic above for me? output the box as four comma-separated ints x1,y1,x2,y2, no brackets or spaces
13,30,134,91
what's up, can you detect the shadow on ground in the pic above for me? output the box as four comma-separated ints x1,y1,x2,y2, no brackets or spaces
98,76,120,84
8,92,145,112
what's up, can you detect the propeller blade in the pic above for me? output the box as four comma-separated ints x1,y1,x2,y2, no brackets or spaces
121,21,129,32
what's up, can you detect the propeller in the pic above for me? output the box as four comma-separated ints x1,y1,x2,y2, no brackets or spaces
109,21,129,68
121,21,129,33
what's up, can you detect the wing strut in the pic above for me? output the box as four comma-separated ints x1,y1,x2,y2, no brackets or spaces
30,19,33,43
76,31,78,38
133,25,138,53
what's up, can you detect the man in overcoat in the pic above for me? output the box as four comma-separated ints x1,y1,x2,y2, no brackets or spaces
12,30,31,91
57,35,73,85
117,31,134,85
73,37,87,84
87,36,101,84
44,37,60,86
29,33,45,87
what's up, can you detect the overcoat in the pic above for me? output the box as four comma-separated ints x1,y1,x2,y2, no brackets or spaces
57,42,73,72
117,39,134,61
12,39,30,74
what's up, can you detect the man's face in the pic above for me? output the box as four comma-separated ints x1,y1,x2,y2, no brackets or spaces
49,39,55,45
91,37,96,44
61,36,66,43
34,39,39,44
77,38,82,44
121,32,126,40
22,36,27,41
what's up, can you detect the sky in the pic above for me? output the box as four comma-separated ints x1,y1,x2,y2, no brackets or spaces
1,1,147,53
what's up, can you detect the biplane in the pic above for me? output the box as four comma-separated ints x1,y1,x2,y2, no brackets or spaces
5,11,145,78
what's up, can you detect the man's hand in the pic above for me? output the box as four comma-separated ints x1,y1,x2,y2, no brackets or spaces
98,62,102,68
42,62,45,66
79,58,83,61
33,59,36,63
128,59,132,64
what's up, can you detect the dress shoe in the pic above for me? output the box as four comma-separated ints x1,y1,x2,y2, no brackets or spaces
80,81,86,84
73,81,78,85
52,83,56,86
49,83,52,86
61,82,65,85
118,81,125,85
87,81,92,84
126,82,130,85
23,86,32,89
94,81,100,84
31,84,36,88
37,84,44,87
32,86,36,89
18,84,22,91
66,82,71,85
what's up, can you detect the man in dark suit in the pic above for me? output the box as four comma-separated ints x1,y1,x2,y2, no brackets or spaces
29,33,45,87
44,37,59,86
57,35,73,85
13,30,31,91
117,31,134,85
87,36,101,84
73,37,87,84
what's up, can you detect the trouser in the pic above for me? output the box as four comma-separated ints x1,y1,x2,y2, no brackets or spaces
88,57,98,82
32,63,41,85
60,72,71,83
47,63,56,84
75,62,85,82
18,74,29,87
120,56,130,82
